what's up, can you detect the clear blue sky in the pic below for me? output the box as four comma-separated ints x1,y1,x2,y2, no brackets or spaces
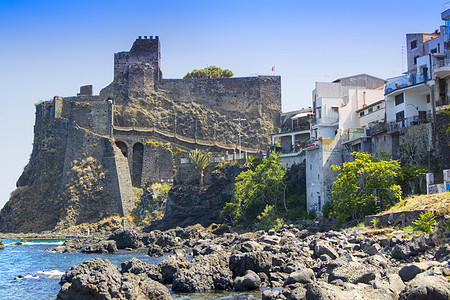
0,0,446,208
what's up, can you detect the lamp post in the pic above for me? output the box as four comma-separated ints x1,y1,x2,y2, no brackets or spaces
233,117,247,157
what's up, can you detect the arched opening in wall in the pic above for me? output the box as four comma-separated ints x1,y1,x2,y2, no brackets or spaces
115,141,128,157
132,142,144,187
48,105,54,118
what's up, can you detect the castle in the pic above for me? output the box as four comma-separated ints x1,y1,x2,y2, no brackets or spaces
0,36,281,233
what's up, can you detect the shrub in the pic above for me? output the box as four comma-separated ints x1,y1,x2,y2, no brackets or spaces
255,205,284,231
371,217,381,229
330,152,402,225
223,152,287,228
413,211,436,234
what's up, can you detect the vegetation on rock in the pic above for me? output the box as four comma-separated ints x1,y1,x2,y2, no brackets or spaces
330,152,402,225
412,211,436,234
222,152,291,229
183,66,233,79
131,183,171,226
190,149,212,186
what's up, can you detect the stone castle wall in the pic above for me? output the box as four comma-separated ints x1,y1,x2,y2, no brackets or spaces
158,76,281,121
0,36,282,232
114,36,161,81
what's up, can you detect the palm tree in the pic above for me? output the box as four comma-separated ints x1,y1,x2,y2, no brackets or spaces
189,149,212,186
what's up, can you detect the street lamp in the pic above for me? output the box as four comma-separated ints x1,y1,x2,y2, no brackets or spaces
233,117,247,157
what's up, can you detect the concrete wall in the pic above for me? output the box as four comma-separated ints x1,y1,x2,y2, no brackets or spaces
306,146,322,212
306,136,342,213
371,133,394,157
339,88,385,130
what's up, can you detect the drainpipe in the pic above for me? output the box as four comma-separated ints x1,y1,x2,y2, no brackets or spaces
425,82,437,154
428,53,437,149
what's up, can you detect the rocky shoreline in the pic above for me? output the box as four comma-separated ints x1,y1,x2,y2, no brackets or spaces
19,222,447,299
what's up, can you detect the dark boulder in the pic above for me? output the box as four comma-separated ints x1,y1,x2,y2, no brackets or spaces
57,258,172,300
108,230,143,249
172,251,233,292
159,255,191,284
147,244,164,257
327,261,379,284
283,268,315,286
229,251,272,277
121,257,163,283
399,262,436,282
80,240,117,254
399,275,450,300
234,270,261,291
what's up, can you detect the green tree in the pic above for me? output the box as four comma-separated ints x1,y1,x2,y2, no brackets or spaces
223,152,287,229
183,66,234,79
189,149,212,186
330,152,402,225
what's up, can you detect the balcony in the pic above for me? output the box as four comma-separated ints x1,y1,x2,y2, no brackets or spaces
311,116,339,126
365,122,386,136
385,73,428,95
366,114,431,135
434,58,450,78
342,128,367,143
276,122,310,134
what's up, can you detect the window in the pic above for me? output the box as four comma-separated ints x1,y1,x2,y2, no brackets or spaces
332,107,338,113
317,107,322,119
414,56,419,65
368,107,373,113
410,40,418,49
377,105,380,110
419,111,427,120
396,110,405,122
431,48,437,54
395,93,404,106
427,94,431,103
360,111,365,117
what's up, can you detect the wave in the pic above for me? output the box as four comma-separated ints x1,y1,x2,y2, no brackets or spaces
38,270,65,277
15,270,65,280
4,241,64,246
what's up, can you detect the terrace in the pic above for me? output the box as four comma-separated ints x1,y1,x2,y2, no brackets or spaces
385,73,428,95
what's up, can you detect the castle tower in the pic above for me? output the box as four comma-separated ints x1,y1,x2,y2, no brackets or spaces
114,36,162,81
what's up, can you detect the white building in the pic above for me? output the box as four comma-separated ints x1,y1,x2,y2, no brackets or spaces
306,74,385,213
270,107,314,167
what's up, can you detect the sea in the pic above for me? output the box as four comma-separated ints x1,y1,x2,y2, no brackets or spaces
0,239,263,300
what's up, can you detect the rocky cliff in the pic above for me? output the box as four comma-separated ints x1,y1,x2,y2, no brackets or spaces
0,50,281,233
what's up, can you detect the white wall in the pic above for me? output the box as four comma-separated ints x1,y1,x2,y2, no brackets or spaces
406,91,429,118
306,147,323,212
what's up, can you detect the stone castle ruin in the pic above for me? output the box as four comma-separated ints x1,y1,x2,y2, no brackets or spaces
0,36,281,232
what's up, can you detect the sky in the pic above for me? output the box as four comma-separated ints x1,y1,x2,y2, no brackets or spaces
0,0,446,208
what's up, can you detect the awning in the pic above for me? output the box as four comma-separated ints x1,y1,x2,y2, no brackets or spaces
291,112,310,119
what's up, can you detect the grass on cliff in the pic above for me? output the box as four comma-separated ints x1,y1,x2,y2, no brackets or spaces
387,192,450,216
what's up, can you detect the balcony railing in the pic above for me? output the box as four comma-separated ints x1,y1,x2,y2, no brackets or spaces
279,138,320,154
275,123,310,134
365,122,386,136
366,113,431,135
385,73,428,94
342,128,366,143
434,58,450,68
311,116,339,126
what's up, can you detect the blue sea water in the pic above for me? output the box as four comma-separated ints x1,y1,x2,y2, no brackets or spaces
0,239,262,300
